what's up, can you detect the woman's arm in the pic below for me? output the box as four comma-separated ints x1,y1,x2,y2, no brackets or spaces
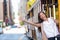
41,24,48,40
23,20,41,27
54,19,59,25
42,31,48,40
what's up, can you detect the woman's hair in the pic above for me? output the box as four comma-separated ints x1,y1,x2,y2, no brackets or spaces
38,11,47,23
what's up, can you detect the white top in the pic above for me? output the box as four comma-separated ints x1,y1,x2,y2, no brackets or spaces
42,18,59,38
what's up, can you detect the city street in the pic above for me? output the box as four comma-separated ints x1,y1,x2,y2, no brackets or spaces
0,0,60,40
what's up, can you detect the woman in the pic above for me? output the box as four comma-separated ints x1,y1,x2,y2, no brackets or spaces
5,16,9,26
20,11,59,40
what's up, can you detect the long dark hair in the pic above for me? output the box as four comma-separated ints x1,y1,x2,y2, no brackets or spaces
38,11,47,23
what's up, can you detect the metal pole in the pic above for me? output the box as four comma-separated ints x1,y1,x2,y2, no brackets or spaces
58,0,60,32
52,0,56,19
49,7,51,18
53,5,56,19
46,0,48,17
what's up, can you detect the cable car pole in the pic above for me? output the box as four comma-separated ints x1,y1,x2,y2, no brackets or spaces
52,0,56,19
46,0,48,17
58,0,60,32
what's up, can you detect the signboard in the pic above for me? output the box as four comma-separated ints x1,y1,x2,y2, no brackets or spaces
26,0,36,11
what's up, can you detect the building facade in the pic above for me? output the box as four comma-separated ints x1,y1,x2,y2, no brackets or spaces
6,0,12,19
3,0,12,22
0,0,4,21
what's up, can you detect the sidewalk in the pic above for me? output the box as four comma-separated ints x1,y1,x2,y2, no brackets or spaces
3,25,27,34
0,25,29,40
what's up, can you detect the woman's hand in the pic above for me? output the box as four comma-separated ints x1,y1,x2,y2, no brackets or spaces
19,17,41,27
19,17,25,26
19,17,25,22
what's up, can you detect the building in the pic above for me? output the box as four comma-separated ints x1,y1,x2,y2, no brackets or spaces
18,0,27,18
0,0,12,23
0,0,4,21
6,0,12,20
3,0,12,22
3,0,7,21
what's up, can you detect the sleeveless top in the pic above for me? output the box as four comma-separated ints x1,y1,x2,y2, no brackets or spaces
42,18,59,38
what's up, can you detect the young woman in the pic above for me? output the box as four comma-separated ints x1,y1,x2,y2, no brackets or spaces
20,11,59,40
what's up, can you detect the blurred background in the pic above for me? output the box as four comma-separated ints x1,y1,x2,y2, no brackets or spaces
0,0,60,40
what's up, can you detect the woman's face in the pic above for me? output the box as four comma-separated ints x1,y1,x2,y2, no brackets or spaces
39,12,47,20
